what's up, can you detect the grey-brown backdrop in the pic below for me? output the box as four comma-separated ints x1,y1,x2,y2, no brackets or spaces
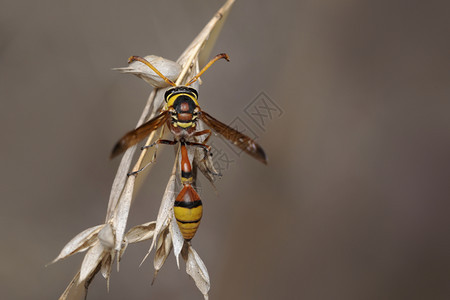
1,0,449,299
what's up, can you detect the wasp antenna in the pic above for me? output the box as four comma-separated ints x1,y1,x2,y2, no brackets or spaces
185,53,230,86
128,56,177,87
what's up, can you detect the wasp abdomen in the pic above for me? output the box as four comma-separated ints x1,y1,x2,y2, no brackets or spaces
174,185,203,241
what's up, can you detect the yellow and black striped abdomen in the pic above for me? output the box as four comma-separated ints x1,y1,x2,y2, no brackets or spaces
174,185,203,241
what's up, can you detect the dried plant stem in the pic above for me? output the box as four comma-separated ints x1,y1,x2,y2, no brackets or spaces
130,130,158,174
176,43,204,85
55,2,236,299
105,88,158,221
141,144,180,264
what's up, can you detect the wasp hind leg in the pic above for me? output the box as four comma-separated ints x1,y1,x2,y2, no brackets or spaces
192,129,212,143
184,141,211,153
189,129,213,156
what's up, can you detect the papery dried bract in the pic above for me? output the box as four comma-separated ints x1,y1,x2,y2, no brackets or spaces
79,242,105,283
169,211,184,268
149,171,177,252
106,89,163,222
101,251,115,291
56,1,236,299
112,176,135,252
98,223,115,250
101,252,113,279
176,0,235,76
194,148,221,186
106,146,138,221
152,228,172,282
52,224,105,264
113,55,181,88
58,271,87,300
125,221,156,243
183,245,210,299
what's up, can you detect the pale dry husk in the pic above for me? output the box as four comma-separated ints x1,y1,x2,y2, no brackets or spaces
53,1,235,299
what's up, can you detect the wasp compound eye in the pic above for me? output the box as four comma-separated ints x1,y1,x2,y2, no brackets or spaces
164,88,176,102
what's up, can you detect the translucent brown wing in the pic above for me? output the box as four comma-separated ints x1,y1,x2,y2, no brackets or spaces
110,111,170,158
200,111,267,164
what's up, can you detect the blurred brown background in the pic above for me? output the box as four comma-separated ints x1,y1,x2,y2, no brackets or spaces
1,0,449,299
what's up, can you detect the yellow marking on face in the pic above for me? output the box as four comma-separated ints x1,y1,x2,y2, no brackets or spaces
166,93,199,108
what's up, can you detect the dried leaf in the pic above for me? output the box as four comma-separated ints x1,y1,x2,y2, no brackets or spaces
106,145,138,221
184,245,210,298
153,173,175,236
100,251,115,291
113,55,181,88
112,175,135,252
194,147,221,186
58,271,86,300
153,228,172,275
98,223,115,250
56,2,236,298
100,252,112,279
177,0,235,79
125,221,156,243
79,242,105,283
197,0,235,69
52,224,105,264
118,238,128,263
148,157,178,253
106,88,160,222
169,211,184,269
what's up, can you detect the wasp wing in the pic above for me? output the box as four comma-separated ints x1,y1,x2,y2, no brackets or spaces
200,111,267,164
110,111,170,158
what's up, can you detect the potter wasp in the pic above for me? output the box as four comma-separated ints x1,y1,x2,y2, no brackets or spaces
111,53,267,240
174,142,203,241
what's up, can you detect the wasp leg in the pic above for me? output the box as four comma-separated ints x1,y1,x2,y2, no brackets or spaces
184,141,211,153
141,139,177,150
191,129,213,156
127,139,177,176
192,129,212,144
127,163,152,176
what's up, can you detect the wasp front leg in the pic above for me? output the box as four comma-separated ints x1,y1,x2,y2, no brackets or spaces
141,139,177,150
127,139,177,176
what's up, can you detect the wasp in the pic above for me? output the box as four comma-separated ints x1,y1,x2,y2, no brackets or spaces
111,53,267,240
173,141,203,241
110,53,267,164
